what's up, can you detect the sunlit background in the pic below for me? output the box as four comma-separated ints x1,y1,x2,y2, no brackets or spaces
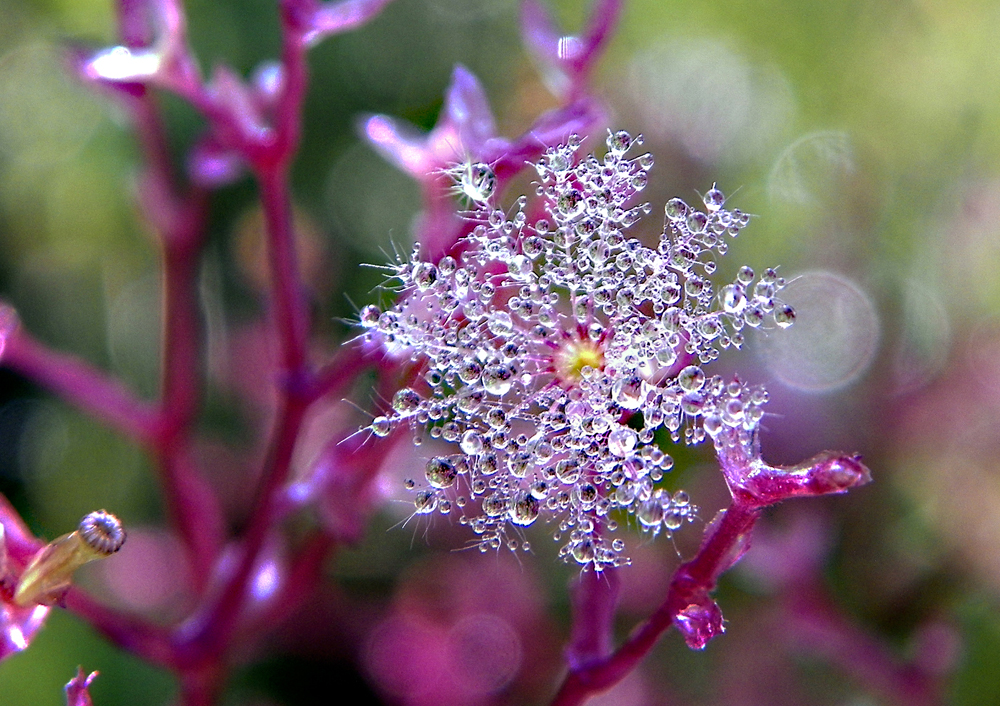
2,0,1000,703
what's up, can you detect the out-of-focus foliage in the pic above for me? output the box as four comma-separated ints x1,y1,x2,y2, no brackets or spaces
1,0,999,703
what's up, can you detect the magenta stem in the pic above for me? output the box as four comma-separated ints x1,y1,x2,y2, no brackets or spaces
256,167,310,377
2,330,159,444
64,589,176,669
566,565,620,670
550,501,760,706
783,587,942,706
129,90,225,587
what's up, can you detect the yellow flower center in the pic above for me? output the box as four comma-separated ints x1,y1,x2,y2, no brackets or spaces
555,338,605,384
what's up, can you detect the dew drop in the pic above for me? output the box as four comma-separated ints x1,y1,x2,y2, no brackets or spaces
460,430,484,455
608,426,638,457
482,493,506,517
414,490,437,514
371,416,391,437
686,211,708,233
663,509,685,530
461,163,496,203
703,186,725,212
482,365,514,395
571,537,596,564
425,457,458,488
665,198,689,222
637,499,663,527
607,130,633,154
721,284,747,314
774,303,796,328
612,375,644,409
392,388,422,414
677,365,706,392
509,491,540,526
359,304,381,327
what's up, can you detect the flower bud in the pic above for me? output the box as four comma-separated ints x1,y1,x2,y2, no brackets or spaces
14,510,125,607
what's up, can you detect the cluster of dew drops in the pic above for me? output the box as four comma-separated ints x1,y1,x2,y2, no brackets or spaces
358,130,796,571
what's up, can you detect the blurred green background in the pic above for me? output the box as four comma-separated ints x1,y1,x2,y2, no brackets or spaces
2,0,1000,703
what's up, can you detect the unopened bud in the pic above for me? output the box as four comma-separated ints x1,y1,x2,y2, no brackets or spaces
14,510,125,607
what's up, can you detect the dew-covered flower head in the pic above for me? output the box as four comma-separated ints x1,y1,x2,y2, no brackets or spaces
359,131,795,571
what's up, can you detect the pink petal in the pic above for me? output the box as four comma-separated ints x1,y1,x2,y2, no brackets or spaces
64,667,98,706
299,0,397,46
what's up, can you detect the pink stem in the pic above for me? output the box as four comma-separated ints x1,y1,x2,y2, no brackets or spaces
783,586,942,706
2,330,159,444
550,501,760,706
176,377,311,664
131,93,224,587
566,565,620,670
64,589,176,668
256,167,310,377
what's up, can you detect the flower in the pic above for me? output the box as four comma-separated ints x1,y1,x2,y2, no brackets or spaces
1,501,126,662
359,131,795,571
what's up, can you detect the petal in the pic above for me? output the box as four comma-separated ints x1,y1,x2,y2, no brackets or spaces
495,97,605,174
117,0,187,49
441,65,497,154
188,137,246,187
0,601,51,662
64,667,98,706
298,0,397,46
520,0,624,96
361,113,437,177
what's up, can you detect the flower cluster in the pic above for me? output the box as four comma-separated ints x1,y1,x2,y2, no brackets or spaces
359,131,795,571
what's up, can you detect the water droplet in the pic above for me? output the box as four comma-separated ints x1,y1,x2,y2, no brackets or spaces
721,284,747,314
482,493,506,517
557,189,584,218
637,499,664,527
677,365,706,392
459,359,483,384
414,490,437,514
608,426,638,457
488,311,514,336
482,364,514,395
680,392,706,415
371,416,391,437
426,457,458,488
460,163,496,203
359,304,381,327
737,265,754,284
774,303,796,328
509,491,540,526
479,453,500,476
574,482,599,508
699,318,722,340
607,130,633,154
485,407,507,429
703,186,725,212
663,509,685,530
392,388,422,414
413,262,438,290
665,198,689,222
612,375,644,409
460,430,484,455
743,305,765,328
571,537,596,564
438,255,457,275
686,211,708,233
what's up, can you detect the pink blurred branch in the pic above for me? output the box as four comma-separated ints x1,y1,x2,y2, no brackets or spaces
1,329,160,445
551,428,871,706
